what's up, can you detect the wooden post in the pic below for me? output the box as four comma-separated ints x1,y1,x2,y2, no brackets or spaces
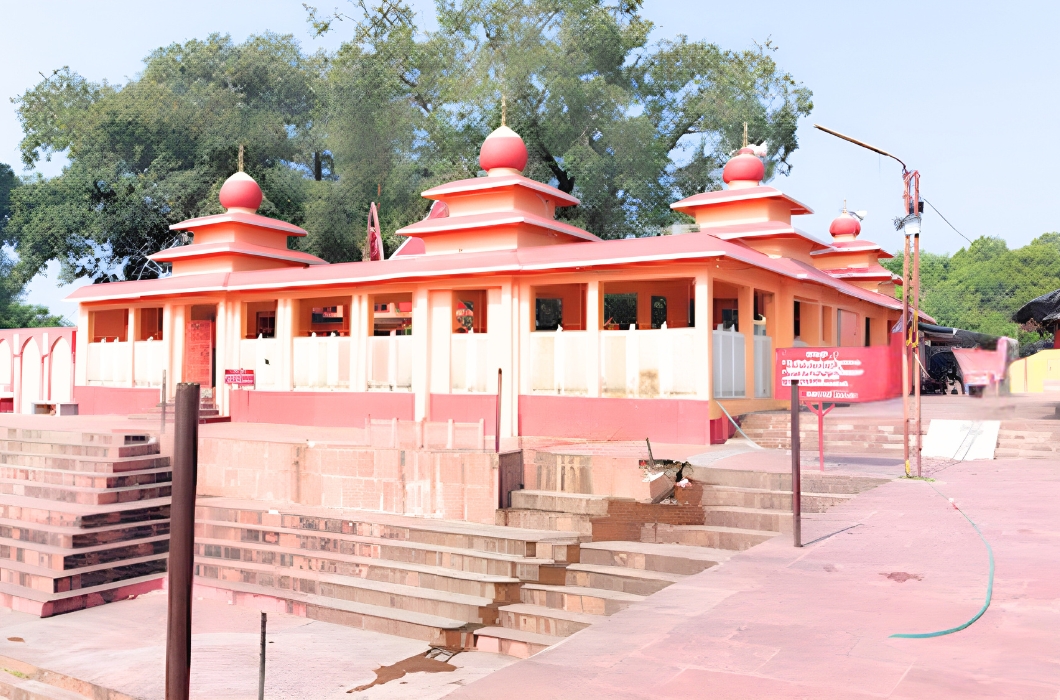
166,382,200,700
258,612,267,700
901,234,911,477
790,380,801,548
495,369,502,453
913,232,922,478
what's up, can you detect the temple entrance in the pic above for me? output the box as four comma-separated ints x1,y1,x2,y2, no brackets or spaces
185,304,217,395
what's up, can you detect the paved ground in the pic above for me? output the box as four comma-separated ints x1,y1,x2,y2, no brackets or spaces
0,592,514,699
450,456,1060,699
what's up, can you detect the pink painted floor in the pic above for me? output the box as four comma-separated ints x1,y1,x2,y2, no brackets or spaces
450,456,1060,699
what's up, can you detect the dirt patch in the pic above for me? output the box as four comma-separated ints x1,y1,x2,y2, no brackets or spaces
349,652,456,692
881,572,923,583
5,638,23,643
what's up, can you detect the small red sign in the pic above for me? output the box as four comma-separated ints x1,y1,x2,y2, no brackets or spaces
775,333,903,403
224,369,255,387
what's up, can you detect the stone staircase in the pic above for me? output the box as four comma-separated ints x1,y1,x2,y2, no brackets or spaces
995,420,1060,459
0,427,171,616
191,498,581,649
473,541,728,658
739,411,916,453
128,399,223,423
0,651,136,700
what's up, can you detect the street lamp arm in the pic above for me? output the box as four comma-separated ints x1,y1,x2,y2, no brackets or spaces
813,124,907,172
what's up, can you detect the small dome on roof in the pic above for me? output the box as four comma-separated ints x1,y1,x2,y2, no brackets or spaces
829,210,862,239
479,125,529,174
219,171,263,212
722,147,765,187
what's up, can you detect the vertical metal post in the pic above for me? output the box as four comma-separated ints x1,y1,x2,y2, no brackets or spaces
913,232,922,478
161,370,167,435
166,382,200,700
790,380,801,548
901,234,911,477
495,369,502,454
258,611,267,700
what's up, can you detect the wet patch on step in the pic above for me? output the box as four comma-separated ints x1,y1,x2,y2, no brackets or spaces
349,650,458,692
881,572,923,583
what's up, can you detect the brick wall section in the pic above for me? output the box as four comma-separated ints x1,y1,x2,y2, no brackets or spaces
589,499,706,542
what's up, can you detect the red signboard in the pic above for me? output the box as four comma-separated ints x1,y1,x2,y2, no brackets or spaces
224,369,255,387
184,320,213,387
775,332,903,403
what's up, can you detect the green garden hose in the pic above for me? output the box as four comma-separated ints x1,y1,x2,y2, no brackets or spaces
890,482,994,638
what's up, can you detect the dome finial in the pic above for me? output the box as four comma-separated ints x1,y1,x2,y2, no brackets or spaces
238,144,244,172
501,94,507,127
742,122,748,148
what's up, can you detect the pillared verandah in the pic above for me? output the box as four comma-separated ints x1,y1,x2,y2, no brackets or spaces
4,124,909,444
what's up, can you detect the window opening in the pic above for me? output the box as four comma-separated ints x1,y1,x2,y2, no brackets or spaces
651,296,667,329
604,293,637,329
535,298,563,331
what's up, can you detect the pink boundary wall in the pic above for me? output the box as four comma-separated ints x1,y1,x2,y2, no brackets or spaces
518,395,717,444
230,390,415,427
430,393,497,435
73,386,160,415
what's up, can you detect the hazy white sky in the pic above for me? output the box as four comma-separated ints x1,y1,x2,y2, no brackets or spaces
2,0,1057,316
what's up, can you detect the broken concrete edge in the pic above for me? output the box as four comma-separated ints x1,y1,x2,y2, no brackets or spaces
0,652,138,700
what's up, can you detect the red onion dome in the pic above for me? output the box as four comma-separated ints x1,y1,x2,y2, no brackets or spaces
479,125,529,173
829,211,862,238
219,171,263,211
722,147,765,184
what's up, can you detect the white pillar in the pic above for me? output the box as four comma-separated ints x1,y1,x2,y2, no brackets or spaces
429,291,452,394
172,305,186,389
278,298,295,391
41,332,50,401
586,280,600,397
694,273,712,399
215,300,228,412
127,308,138,388
74,307,89,388
412,286,431,421
12,334,21,414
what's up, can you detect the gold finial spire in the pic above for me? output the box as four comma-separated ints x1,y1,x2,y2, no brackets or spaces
843,199,847,213
742,122,748,148
238,144,244,172
501,95,507,127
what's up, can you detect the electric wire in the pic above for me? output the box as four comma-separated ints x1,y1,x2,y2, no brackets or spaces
714,401,763,449
922,198,974,245
889,481,994,638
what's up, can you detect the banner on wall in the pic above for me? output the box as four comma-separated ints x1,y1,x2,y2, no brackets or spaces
775,332,903,403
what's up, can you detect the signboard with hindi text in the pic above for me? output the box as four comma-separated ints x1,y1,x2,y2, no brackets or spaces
224,369,255,387
184,320,213,387
775,332,903,403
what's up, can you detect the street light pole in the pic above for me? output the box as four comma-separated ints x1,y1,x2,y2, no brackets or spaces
813,125,923,478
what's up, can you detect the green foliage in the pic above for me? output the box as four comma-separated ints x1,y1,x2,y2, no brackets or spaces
883,234,1060,345
4,2,812,290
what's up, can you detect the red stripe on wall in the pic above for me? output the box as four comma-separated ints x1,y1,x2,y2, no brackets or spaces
230,390,415,427
429,394,497,435
518,395,717,444
73,386,161,415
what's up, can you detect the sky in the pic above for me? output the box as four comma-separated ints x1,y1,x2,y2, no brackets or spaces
2,0,1058,318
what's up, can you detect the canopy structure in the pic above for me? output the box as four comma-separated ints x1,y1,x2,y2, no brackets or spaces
1013,288,1060,328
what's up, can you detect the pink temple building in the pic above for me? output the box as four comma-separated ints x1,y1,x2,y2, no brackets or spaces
5,128,903,446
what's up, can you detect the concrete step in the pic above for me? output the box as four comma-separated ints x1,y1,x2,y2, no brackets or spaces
0,451,170,474
0,495,170,529
691,467,888,494
0,672,91,700
644,524,776,550
0,478,171,506
473,626,563,659
509,490,611,516
564,563,683,595
498,603,598,638
0,551,168,594
702,506,792,533
697,485,852,513
196,518,566,583
520,583,645,615
495,509,593,536
194,577,472,647
0,571,164,617
194,537,521,602
195,558,499,625
580,541,731,575
0,516,171,550
0,464,172,489
0,428,152,447
0,440,158,460
0,654,134,700
0,533,170,572
197,500,580,562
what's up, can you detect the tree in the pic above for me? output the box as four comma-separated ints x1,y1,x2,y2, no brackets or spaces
304,0,813,248
884,234,1060,345
6,34,326,285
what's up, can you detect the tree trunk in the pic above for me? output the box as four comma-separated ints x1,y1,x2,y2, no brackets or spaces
313,152,322,181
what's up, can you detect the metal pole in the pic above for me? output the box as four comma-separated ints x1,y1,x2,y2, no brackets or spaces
495,369,502,454
913,232,922,477
790,380,801,548
258,611,267,700
165,382,200,700
161,370,167,435
901,234,911,477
